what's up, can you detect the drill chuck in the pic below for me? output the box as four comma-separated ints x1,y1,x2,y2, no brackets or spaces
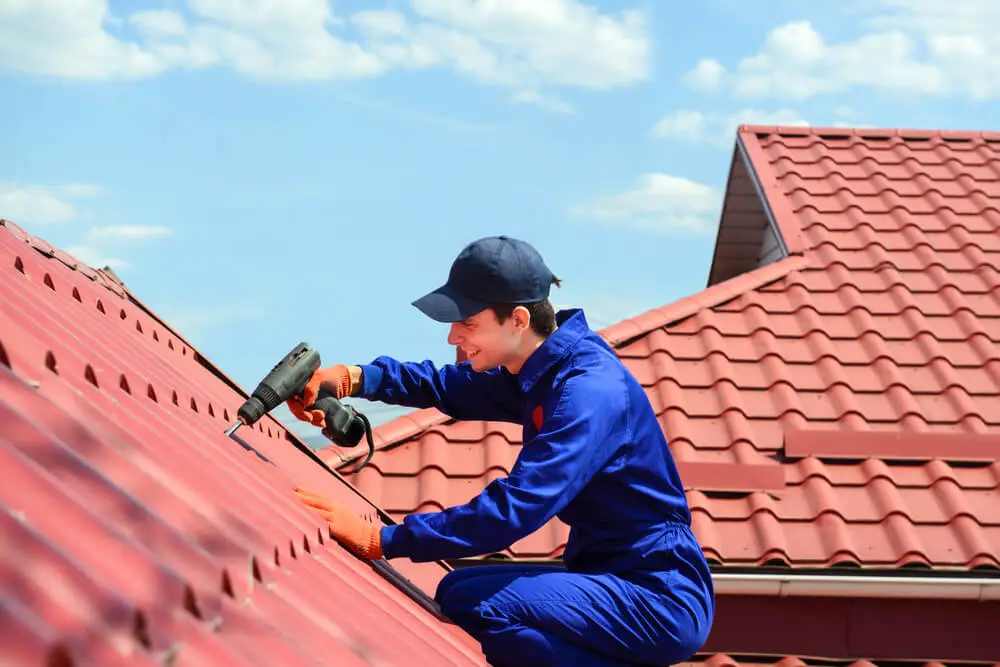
237,395,270,425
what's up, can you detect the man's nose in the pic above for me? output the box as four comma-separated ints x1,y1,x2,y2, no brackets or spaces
447,324,461,345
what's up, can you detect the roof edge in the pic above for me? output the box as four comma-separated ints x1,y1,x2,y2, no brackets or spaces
713,571,1000,601
736,126,806,256
599,253,809,348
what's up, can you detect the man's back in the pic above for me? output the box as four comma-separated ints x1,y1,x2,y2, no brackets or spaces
512,309,695,574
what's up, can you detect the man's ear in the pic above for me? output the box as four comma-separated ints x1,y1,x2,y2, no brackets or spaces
513,305,531,331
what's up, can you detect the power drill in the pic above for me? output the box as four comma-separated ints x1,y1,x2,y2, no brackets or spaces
226,342,375,472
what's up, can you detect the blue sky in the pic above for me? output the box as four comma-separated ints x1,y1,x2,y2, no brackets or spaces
2,0,997,440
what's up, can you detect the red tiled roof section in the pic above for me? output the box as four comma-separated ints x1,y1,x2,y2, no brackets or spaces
345,126,1000,572
0,219,487,666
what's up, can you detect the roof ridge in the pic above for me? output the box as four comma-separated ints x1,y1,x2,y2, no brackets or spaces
737,124,1000,143
599,254,808,347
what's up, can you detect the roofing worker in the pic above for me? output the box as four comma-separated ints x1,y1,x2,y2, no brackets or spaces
288,235,715,667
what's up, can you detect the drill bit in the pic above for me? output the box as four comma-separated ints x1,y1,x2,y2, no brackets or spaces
224,420,243,437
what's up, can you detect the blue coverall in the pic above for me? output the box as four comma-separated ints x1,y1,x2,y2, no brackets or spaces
356,308,715,666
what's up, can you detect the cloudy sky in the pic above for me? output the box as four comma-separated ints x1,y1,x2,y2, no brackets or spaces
2,0,997,439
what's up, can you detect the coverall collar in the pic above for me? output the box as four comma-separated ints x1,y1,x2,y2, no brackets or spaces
516,308,590,392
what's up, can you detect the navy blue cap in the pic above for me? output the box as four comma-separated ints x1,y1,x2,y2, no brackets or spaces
412,235,555,323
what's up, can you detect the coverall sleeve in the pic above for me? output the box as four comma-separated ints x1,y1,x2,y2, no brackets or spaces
377,372,626,562
357,355,522,423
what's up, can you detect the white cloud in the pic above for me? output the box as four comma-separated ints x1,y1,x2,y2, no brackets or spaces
652,108,811,147
64,244,130,271
160,0,388,82
0,0,165,79
65,224,173,270
404,0,649,90
0,182,102,225
1,0,650,100
0,181,171,273
681,58,725,91
574,173,723,234
683,1,1000,100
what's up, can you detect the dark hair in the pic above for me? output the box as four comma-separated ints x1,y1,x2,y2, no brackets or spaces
491,276,562,336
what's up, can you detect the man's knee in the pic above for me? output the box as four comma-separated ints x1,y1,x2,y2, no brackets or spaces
435,565,562,621
433,568,465,605
435,574,501,637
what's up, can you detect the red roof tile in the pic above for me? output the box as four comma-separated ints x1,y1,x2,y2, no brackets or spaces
0,219,488,666
335,126,1000,573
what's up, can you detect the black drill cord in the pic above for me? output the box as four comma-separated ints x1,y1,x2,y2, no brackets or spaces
345,409,376,475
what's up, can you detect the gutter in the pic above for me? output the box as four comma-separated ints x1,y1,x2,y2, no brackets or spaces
713,572,1000,601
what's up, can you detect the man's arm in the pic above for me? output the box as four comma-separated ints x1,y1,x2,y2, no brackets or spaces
356,356,522,423
375,371,628,562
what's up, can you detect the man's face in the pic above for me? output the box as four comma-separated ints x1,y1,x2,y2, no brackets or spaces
447,308,527,372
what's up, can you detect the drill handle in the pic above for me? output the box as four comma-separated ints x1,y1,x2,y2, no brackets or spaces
312,390,367,447
311,389,376,473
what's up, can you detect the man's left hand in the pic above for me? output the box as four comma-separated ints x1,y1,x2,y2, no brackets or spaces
294,487,383,560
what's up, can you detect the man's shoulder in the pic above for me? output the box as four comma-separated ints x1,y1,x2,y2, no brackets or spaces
556,348,626,401
564,332,626,375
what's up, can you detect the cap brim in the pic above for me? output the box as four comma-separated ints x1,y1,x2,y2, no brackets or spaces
412,283,489,323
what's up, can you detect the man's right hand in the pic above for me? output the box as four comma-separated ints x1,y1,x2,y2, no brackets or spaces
286,364,362,425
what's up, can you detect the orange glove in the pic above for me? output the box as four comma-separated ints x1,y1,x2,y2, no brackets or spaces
294,487,383,560
286,365,357,426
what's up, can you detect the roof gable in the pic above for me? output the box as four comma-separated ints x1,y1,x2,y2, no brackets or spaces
708,125,1000,287
340,125,1000,572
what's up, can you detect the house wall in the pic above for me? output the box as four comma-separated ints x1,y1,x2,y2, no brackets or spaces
705,594,999,662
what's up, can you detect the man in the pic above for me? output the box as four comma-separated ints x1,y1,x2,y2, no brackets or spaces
288,235,715,667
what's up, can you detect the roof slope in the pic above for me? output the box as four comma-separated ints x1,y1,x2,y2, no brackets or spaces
0,219,489,666
338,126,1000,572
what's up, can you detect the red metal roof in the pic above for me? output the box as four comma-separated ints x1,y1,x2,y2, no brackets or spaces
334,126,1000,572
0,218,490,666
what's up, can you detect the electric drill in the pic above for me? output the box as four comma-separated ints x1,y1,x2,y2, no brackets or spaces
226,342,375,472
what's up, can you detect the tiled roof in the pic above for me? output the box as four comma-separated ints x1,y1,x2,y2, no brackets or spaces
335,126,1000,572
0,219,489,666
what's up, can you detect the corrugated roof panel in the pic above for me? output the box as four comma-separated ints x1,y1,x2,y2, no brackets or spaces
0,219,487,666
